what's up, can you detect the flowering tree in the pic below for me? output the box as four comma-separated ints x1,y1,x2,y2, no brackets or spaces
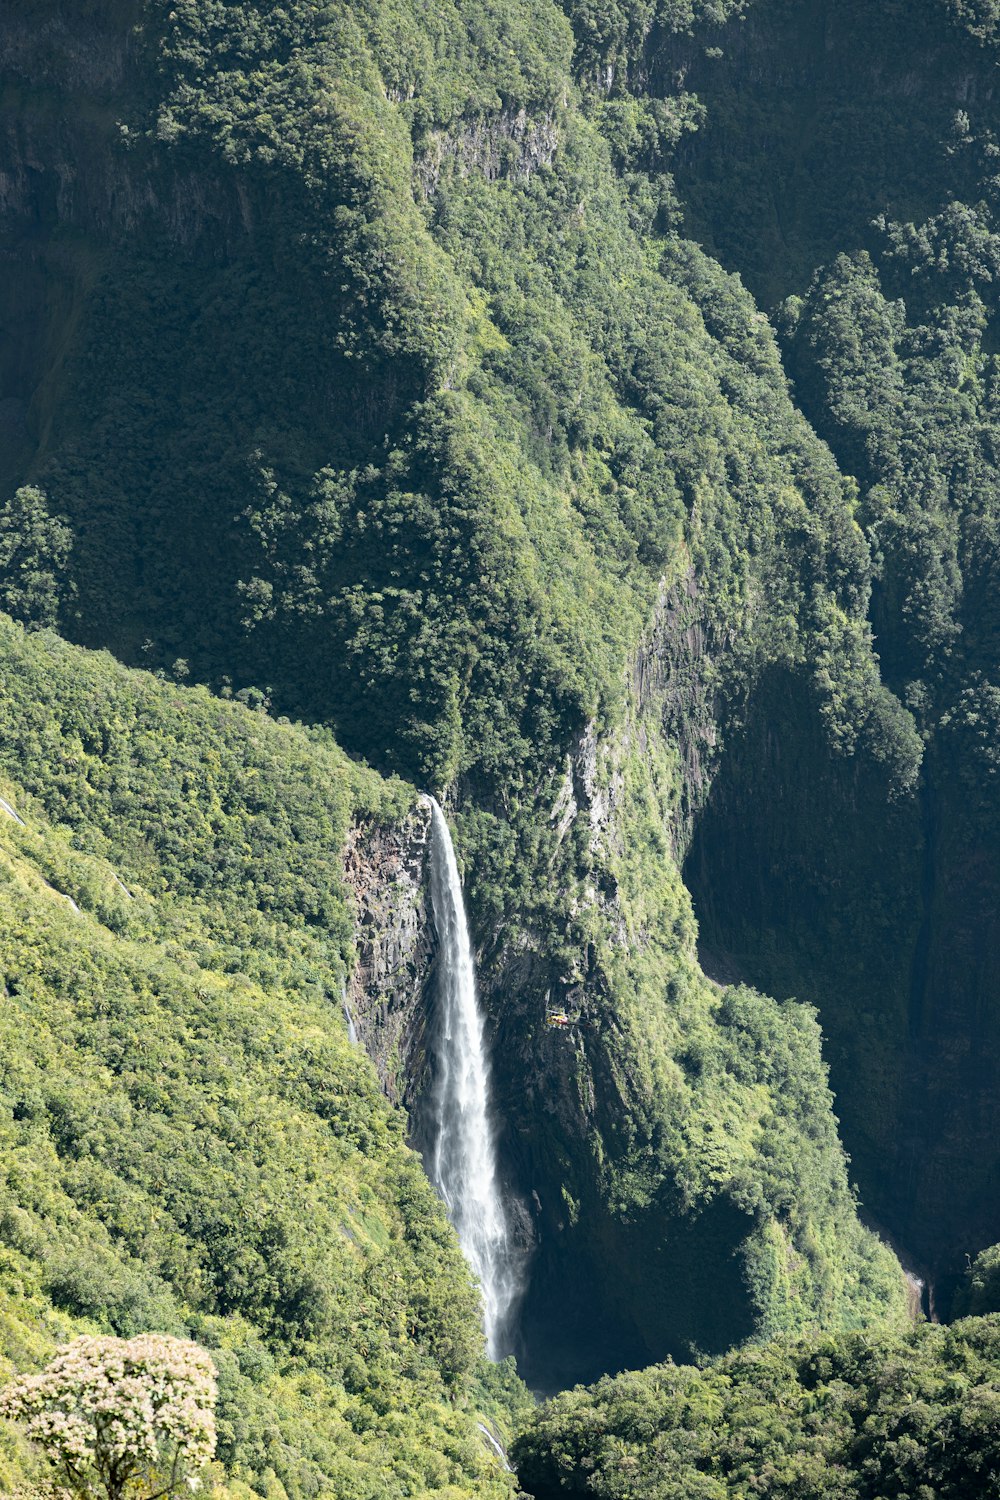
0,1334,216,1500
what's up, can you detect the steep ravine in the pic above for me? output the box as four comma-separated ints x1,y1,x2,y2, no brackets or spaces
465,627,760,1390
684,672,1000,1309
345,612,909,1392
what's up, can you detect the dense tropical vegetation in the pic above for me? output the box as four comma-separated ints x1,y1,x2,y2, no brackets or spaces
513,1316,1000,1499
0,619,519,1498
3,0,1000,1492
0,0,925,1386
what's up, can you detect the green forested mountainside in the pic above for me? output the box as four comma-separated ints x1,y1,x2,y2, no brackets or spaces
0,0,920,1388
6,0,1000,1484
2,0,915,796
512,1316,1000,1499
0,613,407,988
653,0,1000,1291
0,617,521,1500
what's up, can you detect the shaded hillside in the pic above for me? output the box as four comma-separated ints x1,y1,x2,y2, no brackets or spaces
663,0,996,306
657,0,1000,1291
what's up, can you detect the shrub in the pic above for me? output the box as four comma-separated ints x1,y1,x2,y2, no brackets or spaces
0,1334,216,1500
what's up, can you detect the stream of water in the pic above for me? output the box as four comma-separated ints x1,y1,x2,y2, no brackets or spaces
426,797,518,1359
341,981,359,1046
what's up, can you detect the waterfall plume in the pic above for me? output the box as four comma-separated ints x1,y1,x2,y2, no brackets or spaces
426,796,518,1359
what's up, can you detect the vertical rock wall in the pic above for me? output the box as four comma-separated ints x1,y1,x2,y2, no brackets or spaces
343,798,435,1110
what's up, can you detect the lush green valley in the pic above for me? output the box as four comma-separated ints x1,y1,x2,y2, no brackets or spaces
2,0,1000,1494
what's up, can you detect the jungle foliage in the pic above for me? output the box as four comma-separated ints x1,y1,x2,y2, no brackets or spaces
512,1317,1000,1500
0,618,515,1500
0,0,924,1390
6,0,918,799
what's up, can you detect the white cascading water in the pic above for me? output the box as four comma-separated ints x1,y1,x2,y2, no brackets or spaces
341,981,359,1046
426,797,517,1359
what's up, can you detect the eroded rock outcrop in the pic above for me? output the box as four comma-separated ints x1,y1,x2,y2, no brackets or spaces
343,797,434,1108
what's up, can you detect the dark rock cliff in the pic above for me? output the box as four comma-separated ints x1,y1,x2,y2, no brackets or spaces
344,797,434,1109
685,665,1000,1309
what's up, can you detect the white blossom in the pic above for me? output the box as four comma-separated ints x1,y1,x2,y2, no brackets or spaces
0,1334,217,1500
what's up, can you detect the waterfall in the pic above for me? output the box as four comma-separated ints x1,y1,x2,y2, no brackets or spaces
476,1422,513,1471
341,981,359,1046
426,797,517,1359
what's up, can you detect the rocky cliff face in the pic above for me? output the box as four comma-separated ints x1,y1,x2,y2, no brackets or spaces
414,108,561,197
344,797,435,1109
464,591,905,1388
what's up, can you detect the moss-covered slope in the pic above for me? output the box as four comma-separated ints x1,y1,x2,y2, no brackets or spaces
0,616,520,1499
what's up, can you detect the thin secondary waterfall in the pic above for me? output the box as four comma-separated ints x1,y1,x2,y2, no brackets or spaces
426,797,517,1359
341,981,359,1046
